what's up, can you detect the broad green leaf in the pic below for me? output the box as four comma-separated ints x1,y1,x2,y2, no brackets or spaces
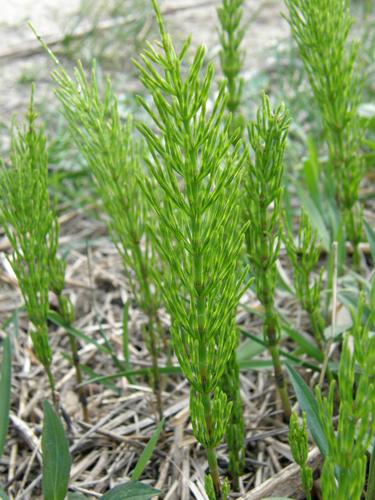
286,363,328,457
281,321,323,362
42,400,72,500
101,481,160,499
241,330,319,371
68,494,88,499
303,137,320,204
296,185,330,250
364,219,375,262
132,419,164,481
0,336,11,460
237,338,265,363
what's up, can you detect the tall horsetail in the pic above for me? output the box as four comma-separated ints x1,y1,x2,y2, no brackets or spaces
218,0,245,133
218,0,246,489
244,95,292,418
134,1,248,496
285,0,364,269
49,59,165,420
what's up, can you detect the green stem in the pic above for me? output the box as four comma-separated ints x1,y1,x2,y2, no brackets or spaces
67,332,89,422
133,242,163,421
44,363,58,410
192,198,222,498
259,195,291,419
268,342,291,420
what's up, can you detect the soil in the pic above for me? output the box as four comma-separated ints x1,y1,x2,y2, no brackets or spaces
0,0,289,124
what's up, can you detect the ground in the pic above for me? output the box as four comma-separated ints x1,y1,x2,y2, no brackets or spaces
0,1,374,499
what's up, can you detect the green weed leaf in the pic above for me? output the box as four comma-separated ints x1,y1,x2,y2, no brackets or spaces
364,219,375,262
286,363,328,456
132,419,164,481
0,336,11,460
42,400,72,500
101,481,159,499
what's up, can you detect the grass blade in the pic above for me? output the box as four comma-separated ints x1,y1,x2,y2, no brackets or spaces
366,440,375,500
286,362,328,457
48,311,112,355
364,219,375,261
132,419,164,481
42,400,72,500
122,301,133,381
101,481,160,499
0,336,11,460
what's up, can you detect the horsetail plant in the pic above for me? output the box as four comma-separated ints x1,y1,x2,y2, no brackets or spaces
285,0,364,269
218,1,246,487
0,89,88,419
218,0,245,134
283,211,325,353
0,89,57,405
244,95,292,418
48,251,89,421
134,1,248,496
315,291,375,499
288,412,313,500
46,57,165,420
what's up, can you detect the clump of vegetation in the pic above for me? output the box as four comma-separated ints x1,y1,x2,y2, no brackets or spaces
285,0,365,268
47,57,165,420
244,95,292,418
134,1,248,495
0,0,374,498
0,90,60,405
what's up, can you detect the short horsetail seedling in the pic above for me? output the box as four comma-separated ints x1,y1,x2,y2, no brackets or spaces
285,0,364,269
316,291,375,499
135,1,248,496
288,412,313,500
244,95,292,419
284,211,326,353
0,90,57,405
218,0,245,133
0,89,88,419
48,58,165,420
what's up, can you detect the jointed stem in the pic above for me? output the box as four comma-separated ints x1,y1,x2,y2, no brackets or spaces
193,203,222,498
259,195,291,419
133,242,163,421
67,332,89,422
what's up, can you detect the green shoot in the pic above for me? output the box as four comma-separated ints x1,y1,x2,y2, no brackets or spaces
244,94,292,418
0,336,11,462
288,412,313,500
218,0,245,133
284,211,325,352
50,60,164,420
135,1,247,496
285,0,365,269
316,291,375,498
0,89,56,405
0,87,88,419
218,1,246,486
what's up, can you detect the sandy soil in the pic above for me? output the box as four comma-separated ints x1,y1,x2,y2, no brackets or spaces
0,0,289,124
